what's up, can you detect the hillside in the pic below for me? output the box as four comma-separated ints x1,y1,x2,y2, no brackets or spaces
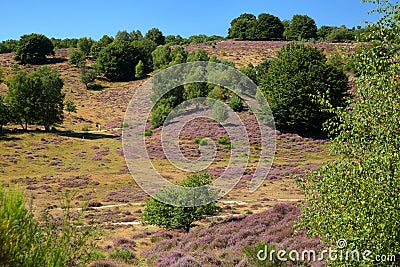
0,42,338,266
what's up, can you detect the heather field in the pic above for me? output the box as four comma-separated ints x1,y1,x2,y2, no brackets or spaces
0,43,337,266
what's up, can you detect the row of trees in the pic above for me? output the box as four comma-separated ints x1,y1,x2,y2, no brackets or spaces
228,12,364,42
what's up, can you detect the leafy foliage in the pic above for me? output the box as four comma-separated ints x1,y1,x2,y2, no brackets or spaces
96,41,140,81
135,60,145,79
0,39,19,54
229,94,243,112
300,1,400,266
14,33,54,64
80,63,97,89
77,37,94,56
6,66,65,131
142,172,220,233
228,13,284,40
228,13,257,40
65,99,77,114
152,45,171,70
151,98,174,128
145,28,165,46
0,185,97,266
90,35,113,59
0,95,10,133
260,43,348,133
69,50,85,66
212,101,228,123
285,14,317,40
254,13,284,40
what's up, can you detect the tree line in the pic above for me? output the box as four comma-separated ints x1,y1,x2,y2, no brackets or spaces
228,12,369,42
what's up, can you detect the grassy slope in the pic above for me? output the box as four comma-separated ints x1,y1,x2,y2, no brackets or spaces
0,42,340,266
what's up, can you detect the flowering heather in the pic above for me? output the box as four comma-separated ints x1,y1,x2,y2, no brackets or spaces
143,203,322,266
60,175,94,188
89,260,118,267
113,237,136,248
103,186,147,203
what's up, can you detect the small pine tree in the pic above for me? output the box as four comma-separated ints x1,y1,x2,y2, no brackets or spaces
65,100,77,114
69,50,85,66
135,60,145,79
212,101,228,123
229,94,243,112
80,64,97,89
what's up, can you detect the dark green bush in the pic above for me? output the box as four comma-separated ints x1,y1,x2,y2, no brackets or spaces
229,94,243,112
14,33,54,64
260,43,348,133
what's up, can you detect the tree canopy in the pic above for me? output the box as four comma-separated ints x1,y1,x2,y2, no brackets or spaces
14,34,54,64
145,28,165,46
285,14,317,40
96,41,140,81
228,13,284,40
142,172,220,233
300,1,400,265
260,43,348,133
6,66,65,131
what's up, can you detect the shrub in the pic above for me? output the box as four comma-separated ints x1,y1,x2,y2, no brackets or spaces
229,94,243,112
135,60,145,79
144,129,153,136
65,99,77,114
69,50,85,66
108,249,136,263
0,185,97,266
142,172,220,233
212,101,228,123
0,95,10,133
151,98,173,128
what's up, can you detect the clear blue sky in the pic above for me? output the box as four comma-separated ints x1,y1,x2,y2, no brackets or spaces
1,0,381,41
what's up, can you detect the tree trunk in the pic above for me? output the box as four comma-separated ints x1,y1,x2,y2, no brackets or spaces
185,224,190,233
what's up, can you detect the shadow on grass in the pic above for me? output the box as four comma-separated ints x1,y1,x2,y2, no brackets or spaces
58,131,116,140
0,135,22,141
47,57,68,64
87,83,109,91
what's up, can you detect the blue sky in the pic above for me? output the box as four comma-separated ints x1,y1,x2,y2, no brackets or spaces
1,0,380,41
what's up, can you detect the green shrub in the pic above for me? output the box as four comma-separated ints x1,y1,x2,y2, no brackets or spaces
151,98,173,128
0,186,97,266
243,241,285,267
142,172,220,233
212,101,228,123
69,50,85,66
229,94,243,112
144,129,153,136
108,249,135,263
